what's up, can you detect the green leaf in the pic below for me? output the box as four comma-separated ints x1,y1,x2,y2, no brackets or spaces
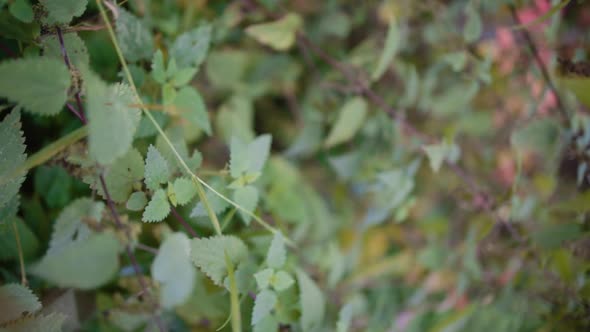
33,165,72,209
172,177,197,206
423,141,461,173
142,189,171,222
190,235,248,285
151,49,166,84
171,67,198,87
0,57,70,116
271,270,294,292
296,269,325,331
103,148,145,203
151,232,195,308
174,86,211,135
31,232,120,289
0,313,65,332
559,76,590,109
324,97,368,148
0,11,40,42
144,145,170,191
253,315,279,332
190,179,230,218
170,25,212,68
510,118,560,154
266,232,286,269
245,13,303,51
233,185,259,225
126,191,147,211
0,218,39,261
372,21,401,81
230,134,272,178
116,8,154,62
0,109,26,224
9,0,33,23
252,289,277,326
162,83,176,105
85,70,140,164
40,0,87,24
42,32,89,66
255,268,274,289
0,283,41,324
463,4,482,43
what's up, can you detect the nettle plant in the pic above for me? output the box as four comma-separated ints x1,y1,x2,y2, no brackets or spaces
2,0,590,331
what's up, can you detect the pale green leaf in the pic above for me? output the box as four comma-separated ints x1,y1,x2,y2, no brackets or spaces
266,232,286,269
230,134,272,178
233,185,259,225
510,118,560,154
252,289,277,326
190,235,248,285
0,217,39,261
151,232,195,308
271,270,294,292
116,8,153,62
423,141,461,173
42,32,89,66
253,315,279,332
9,0,33,23
172,67,198,87
463,4,482,43
174,86,211,135
48,198,104,255
144,145,170,191
162,83,176,105
173,177,197,206
142,189,171,222
0,109,26,224
0,283,41,324
40,0,87,24
297,269,325,331
31,232,120,289
86,70,140,164
0,57,70,116
255,268,274,289
190,179,230,218
245,13,303,51
0,313,65,332
324,97,368,148
170,25,212,68
126,191,147,211
103,148,145,203
151,49,166,84
372,21,401,81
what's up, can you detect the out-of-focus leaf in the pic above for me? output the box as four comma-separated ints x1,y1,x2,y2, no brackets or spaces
245,13,303,51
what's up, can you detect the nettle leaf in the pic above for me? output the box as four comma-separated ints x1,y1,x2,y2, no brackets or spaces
171,67,198,87
9,0,33,23
170,25,212,68
42,32,89,66
0,109,26,223
255,268,274,289
0,57,70,116
126,191,147,211
40,0,87,24
511,118,560,154
155,127,202,175
297,269,326,331
233,185,259,225
423,141,461,173
172,177,197,206
230,134,272,178
372,21,401,81
190,179,230,218
324,97,368,148
151,49,166,84
31,232,120,289
174,86,212,135
144,145,170,191
0,217,39,261
0,312,65,332
190,235,248,285
116,8,154,62
246,13,303,51
151,232,195,308
103,148,145,203
0,283,41,324
48,198,104,255
85,70,140,164
272,270,294,292
142,189,171,222
267,232,286,269
252,289,277,326
463,3,482,43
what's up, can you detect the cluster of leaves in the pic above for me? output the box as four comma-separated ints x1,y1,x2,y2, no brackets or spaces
1,0,590,331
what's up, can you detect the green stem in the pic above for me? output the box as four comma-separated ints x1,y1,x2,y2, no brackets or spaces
224,251,241,332
12,221,27,286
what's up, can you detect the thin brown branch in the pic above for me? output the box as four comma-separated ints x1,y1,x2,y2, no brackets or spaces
170,205,199,238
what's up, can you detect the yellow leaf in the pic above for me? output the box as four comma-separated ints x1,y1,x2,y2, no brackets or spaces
245,13,303,51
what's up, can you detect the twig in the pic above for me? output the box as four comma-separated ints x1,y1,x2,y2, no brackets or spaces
170,205,199,238
56,27,87,123
136,243,159,255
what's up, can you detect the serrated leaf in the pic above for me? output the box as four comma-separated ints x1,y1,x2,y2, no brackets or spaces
151,49,166,84
9,0,33,23
173,177,197,206
267,232,286,269
255,268,274,289
174,86,211,135
372,21,401,81
0,284,41,324
31,232,119,289
85,70,140,164
103,148,145,203
190,179,230,218
40,0,87,24
0,109,26,224
246,13,302,51
142,189,170,222
0,312,65,332
48,198,104,255
233,185,259,225
324,97,368,148
126,191,147,211
151,232,195,308
116,8,153,62
296,269,325,331
0,57,70,116
190,235,248,285
271,270,294,292
170,25,212,68
42,32,89,66
423,141,461,173
144,145,170,191
463,4,482,43
230,134,272,178
252,289,277,326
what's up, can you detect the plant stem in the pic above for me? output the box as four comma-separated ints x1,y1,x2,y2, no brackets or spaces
170,205,198,238
12,221,27,286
